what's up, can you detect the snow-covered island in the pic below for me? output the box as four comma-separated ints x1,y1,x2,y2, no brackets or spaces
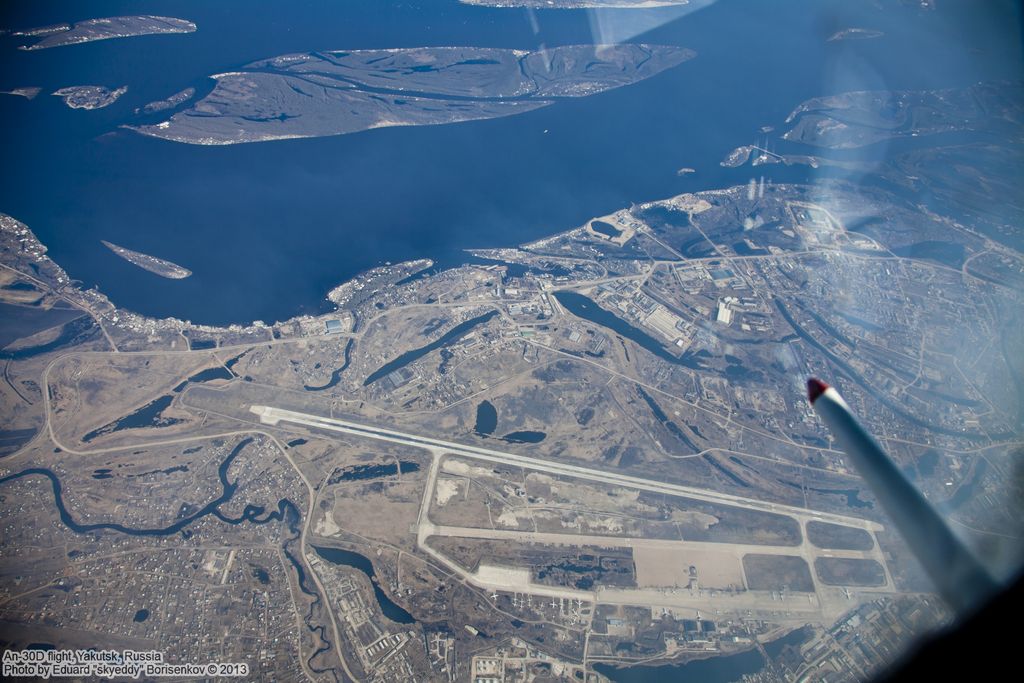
102,241,192,279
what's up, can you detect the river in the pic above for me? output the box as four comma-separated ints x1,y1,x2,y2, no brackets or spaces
594,647,765,683
0,0,1015,325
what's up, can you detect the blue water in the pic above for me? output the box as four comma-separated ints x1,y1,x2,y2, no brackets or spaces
594,647,765,683
501,430,546,443
764,626,810,659
0,0,1019,325
474,399,498,436
81,393,180,442
363,309,498,385
555,291,696,367
313,545,416,624
0,315,98,360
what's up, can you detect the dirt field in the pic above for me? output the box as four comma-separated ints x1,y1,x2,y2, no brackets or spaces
815,557,887,587
742,554,815,592
806,521,874,551
633,546,745,590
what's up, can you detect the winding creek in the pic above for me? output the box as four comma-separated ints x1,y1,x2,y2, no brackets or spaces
0,438,266,534
0,437,342,676
304,339,353,392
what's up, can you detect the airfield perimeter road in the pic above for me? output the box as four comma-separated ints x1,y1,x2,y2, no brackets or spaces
250,405,885,532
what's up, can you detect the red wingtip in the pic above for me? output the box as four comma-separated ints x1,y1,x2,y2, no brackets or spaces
807,378,829,404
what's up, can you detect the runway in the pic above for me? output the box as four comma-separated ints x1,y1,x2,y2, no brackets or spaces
250,405,883,531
